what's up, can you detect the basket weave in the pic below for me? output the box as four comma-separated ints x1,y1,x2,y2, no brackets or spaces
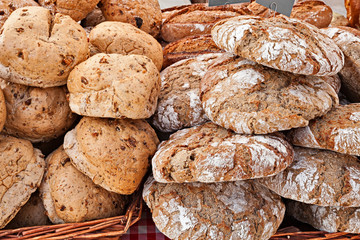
271,227,360,240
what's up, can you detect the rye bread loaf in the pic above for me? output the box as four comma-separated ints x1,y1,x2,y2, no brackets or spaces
0,135,45,229
67,53,160,119
200,54,338,134
287,104,360,156
152,53,223,133
287,200,360,233
259,147,360,207
321,26,360,102
63,117,159,195
162,35,224,69
211,15,344,76
143,176,285,240
152,122,294,183
290,1,332,28
89,22,163,71
161,4,251,42
345,0,360,29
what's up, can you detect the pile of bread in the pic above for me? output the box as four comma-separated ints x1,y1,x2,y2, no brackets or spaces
0,0,360,239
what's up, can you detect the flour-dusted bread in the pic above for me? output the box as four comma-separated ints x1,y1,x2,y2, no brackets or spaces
152,53,224,133
322,27,360,102
143,176,285,240
0,7,89,87
161,4,251,42
259,147,360,207
2,81,76,143
64,117,159,195
39,146,128,224
212,15,344,76
0,135,45,229
288,104,360,156
200,54,338,134
38,0,100,22
0,0,38,28
89,22,163,71
290,1,332,28
287,200,360,233
152,122,294,183
162,35,224,69
67,53,160,119
99,0,161,38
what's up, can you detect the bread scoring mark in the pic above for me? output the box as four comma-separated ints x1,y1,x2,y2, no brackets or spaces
323,28,360,45
350,112,360,122
332,128,360,154
186,89,208,126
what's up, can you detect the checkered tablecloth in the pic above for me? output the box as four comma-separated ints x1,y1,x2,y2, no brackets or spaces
121,204,170,240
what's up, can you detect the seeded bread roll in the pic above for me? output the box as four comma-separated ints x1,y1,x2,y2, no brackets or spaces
2,81,76,143
67,53,160,119
38,0,100,22
212,15,344,76
0,0,38,28
89,22,163,71
99,0,161,38
288,104,360,156
143,176,285,240
200,54,338,134
259,147,360,207
0,6,89,87
40,146,128,224
64,117,159,195
0,135,45,229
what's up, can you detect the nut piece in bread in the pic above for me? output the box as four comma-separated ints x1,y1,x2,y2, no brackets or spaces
0,0,38,28
2,81,76,143
89,22,163,71
39,146,128,223
99,0,161,38
0,6,89,88
212,15,344,76
67,53,160,119
0,135,45,229
143,176,285,240
63,117,159,195
38,0,100,22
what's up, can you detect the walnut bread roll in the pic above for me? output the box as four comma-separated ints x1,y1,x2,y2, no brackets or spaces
0,0,38,29
64,117,159,195
0,135,45,229
67,53,161,119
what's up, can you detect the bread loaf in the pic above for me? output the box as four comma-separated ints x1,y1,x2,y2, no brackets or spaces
345,0,360,29
0,0,38,28
290,1,332,28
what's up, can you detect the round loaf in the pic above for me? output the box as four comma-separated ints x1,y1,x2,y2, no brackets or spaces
0,6,89,87
99,0,161,38
153,122,294,183
321,26,360,102
259,147,360,207
152,53,224,133
290,1,332,28
63,117,159,195
345,0,360,29
81,6,105,27
287,103,360,156
143,176,285,240
67,53,160,119
2,81,76,143
287,200,360,233
212,15,344,76
0,0,38,28
200,54,338,134
40,146,128,223
0,135,45,229
89,22,163,71
38,0,100,22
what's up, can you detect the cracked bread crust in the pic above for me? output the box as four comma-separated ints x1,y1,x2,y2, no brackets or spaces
287,103,360,156
0,6,89,87
0,135,45,229
143,176,285,240
67,53,160,119
152,122,294,183
211,15,344,76
259,147,360,207
200,54,338,134
40,146,128,223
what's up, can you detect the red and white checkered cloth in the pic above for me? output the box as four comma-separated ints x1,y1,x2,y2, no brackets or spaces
122,205,170,240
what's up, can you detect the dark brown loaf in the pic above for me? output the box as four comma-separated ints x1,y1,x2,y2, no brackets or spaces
152,122,294,183
345,0,360,29
143,176,285,240
287,103,360,156
290,1,332,28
